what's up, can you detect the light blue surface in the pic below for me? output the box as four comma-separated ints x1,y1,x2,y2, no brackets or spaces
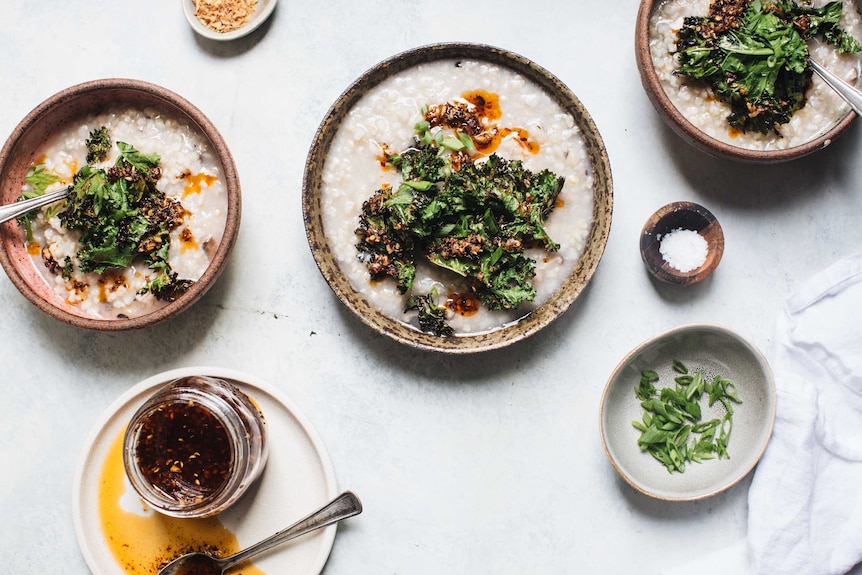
2,1,862,573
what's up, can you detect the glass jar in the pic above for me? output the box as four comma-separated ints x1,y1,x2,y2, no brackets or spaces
123,375,269,518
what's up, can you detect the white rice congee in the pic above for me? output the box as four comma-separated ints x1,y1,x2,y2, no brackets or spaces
320,59,595,334
650,0,862,150
23,105,228,319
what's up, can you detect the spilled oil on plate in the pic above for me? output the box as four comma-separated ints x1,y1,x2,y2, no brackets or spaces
97,429,266,575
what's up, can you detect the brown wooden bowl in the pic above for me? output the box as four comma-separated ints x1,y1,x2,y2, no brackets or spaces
640,201,723,285
0,79,241,330
636,0,858,163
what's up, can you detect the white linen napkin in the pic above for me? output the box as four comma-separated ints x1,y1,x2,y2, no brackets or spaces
747,251,862,575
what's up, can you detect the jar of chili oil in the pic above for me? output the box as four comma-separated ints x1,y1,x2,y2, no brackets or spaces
123,375,269,518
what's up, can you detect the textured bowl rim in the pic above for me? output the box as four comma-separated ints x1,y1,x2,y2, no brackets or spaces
302,42,614,353
635,0,857,163
599,322,777,501
0,78,241,330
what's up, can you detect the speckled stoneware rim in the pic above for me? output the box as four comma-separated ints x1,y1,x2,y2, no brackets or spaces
599,323,777,501
302,42,614,353
0,78,241,330
635,0,857,163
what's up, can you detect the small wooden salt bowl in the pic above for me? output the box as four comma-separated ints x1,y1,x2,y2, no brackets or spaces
640,201,724,285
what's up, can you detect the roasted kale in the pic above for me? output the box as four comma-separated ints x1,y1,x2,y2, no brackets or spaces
85,127,111,164
57,138,191,299
405,292,454,337
676,0,861,134
355,112,565,336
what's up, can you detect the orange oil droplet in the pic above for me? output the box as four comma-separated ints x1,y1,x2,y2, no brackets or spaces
179,227,199,253
447,292,481,316
182,173,217,199
462,90,502,122
27,242,41,256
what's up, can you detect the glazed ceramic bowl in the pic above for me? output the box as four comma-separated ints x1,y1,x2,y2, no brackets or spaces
182,0,277,41
302,43,613,353
600,324,776,501
640,201,724,285
636,0,860,163
0,79,241,330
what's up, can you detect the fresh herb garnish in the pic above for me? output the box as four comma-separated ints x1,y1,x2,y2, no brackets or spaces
675,0,861,134
632,360,742,473
355,99,565,336
17,164,62,241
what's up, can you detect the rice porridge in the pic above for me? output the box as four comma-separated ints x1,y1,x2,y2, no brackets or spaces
22,105,228,319
320,59,594,335
650,0,862,150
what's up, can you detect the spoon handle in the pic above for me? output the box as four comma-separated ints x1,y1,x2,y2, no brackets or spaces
810,58,862,116
221,491,363,570
0,187,71,225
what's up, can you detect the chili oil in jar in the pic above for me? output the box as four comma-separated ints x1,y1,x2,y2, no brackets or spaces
123,376,268,518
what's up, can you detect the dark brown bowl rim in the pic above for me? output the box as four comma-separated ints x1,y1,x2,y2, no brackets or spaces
302,42,614,353
640,201,724,285
635,0,856,163
0,78,241,330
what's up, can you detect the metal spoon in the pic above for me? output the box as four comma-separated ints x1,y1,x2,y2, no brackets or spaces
0,186,70,225
156,491,362,575
810,57,862,116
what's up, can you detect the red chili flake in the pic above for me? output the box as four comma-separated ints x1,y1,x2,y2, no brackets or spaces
135,402,232,502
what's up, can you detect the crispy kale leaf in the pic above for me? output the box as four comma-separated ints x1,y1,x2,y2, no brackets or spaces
85,127,111,164
355,123,565,335
405,292,454,337
676,0,861,134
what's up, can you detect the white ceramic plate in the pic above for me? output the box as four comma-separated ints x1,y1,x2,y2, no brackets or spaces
182,0,277,41
600,324,776,501
72,366,337,574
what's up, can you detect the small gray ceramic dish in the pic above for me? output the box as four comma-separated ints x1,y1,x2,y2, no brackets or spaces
302,42,614,353
182,0,276,41
600,324,776,501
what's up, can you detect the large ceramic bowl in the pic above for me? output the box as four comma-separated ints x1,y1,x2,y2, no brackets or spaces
302,43,613,353
636,0,862,163
0,79,241,330
600,324,776,501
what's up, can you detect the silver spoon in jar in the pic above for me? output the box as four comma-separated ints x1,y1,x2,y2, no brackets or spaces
809,58,862,116
156,491,362,575
0,186,70,225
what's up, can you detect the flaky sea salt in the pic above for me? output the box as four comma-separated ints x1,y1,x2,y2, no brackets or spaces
659,228,707,273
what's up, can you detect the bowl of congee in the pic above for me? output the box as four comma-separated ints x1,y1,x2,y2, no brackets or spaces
0,79,240,330
637,0,862,162
303,43,613,353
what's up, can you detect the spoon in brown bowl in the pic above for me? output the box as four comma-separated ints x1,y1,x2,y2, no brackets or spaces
810,58,862,116
0,186,70,225
156,491,362,575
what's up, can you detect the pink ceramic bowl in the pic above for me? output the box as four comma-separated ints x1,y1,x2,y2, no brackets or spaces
0,79,241,330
